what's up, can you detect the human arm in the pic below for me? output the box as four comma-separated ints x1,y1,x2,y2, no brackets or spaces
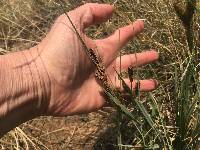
0,48,50,137
0,3,159,137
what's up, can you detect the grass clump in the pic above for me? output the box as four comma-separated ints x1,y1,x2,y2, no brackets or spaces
0,0,200,149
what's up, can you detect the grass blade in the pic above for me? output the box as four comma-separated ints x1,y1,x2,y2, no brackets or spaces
115,70,165,146
104,90,146,145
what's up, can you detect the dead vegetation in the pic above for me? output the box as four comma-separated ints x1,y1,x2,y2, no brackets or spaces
0,0,200,149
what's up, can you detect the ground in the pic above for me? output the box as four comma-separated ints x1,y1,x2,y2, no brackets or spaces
2,108,122,150
0,0,200,149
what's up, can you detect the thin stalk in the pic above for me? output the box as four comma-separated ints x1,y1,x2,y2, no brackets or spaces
117,29,122,150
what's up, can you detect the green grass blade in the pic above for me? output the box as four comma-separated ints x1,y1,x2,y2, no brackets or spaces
105,91,139,126
115,70,165,145
104,90,146,144
176,55,197,149
117,71,155,127
148,93,159,118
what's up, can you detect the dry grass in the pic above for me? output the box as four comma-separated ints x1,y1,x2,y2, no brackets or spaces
0,0,200,149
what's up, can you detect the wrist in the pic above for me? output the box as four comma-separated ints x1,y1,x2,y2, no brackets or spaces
0,47,51,136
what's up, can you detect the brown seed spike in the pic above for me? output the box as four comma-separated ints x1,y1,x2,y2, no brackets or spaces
128,67,134,82
88,48,100,66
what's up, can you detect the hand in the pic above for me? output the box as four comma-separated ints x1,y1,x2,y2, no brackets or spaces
36,3,159,116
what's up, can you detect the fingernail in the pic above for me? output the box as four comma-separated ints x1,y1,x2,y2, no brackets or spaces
137,19,146,25
137,19,147,21
153,79,159,87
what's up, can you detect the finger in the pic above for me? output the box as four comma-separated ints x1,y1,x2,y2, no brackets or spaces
115,79,158,92
98,20,144,51
95,20,144,62
116,50,159,71
73,3,114,29
106,20,144,49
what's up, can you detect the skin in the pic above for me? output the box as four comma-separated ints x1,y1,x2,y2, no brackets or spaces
0,3,159,137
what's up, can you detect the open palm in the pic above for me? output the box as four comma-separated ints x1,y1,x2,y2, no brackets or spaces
37,3,158,116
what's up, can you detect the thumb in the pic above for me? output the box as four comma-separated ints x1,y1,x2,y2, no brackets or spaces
70,3,114,29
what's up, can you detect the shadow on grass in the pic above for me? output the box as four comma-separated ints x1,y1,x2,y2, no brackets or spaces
91,112,139,150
